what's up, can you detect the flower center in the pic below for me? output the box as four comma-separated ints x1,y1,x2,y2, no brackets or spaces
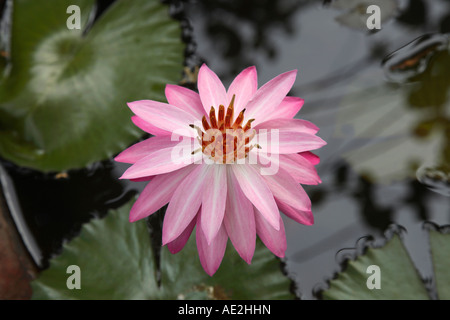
191,95,257,164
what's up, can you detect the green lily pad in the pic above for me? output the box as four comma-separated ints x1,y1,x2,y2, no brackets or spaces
0,0,184,172
321,227,450,300
31,199,294,300
430,229,450,300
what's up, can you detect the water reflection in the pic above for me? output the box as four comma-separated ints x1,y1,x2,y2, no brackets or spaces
0,160,134,268
382,33,449,83
326,0,398,32
406,47,450,195
396,0,427,27
185,0,309,79
184,0,450,299
332,36,450,193
417,166,450,197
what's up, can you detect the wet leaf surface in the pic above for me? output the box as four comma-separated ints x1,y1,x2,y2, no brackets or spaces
0,0,184,172
429,227,450,299
320,226,450,300
31,198,294,300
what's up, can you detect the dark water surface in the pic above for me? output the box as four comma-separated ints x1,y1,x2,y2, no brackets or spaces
1,0,450,299
184,0,450,298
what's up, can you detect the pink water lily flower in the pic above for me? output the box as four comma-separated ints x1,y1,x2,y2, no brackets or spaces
115,64,326,276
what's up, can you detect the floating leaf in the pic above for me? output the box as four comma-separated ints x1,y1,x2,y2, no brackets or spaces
31,199,294,300
320,227,450,300
0,0,184,172
429,229,450,299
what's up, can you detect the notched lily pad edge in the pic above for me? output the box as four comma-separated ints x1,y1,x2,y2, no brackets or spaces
279,256,301,299
423,221,450,234
311,223,441,300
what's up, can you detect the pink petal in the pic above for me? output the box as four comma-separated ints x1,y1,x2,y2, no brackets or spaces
130,176,153,182
162,164,210,245
201,165,227,245
245,70,297,126
255,130,326,154
114,136,179,164
279,154,321,185
299,151,320,165
254,118,319,135
277,199,314,225
131,116,171,136
254,209,286,258
255,151,321,185
129,165,196,222
120,141,200,179
223,166,256,264
165,84,207,119
198,64,227,113
196,214,228,276
267,96,304,120
226,66,258,114
231,165,280,231
261,166,311,212
128,100,197,137
167,214,197,254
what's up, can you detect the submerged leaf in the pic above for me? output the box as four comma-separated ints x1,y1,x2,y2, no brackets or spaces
334,41,450,187
0,0,184,171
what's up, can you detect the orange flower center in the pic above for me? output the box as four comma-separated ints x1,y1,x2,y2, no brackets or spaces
191,95,257,164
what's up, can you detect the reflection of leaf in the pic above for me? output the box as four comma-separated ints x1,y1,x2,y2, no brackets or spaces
335,83,444,182
320,227,450,300
0,0,184,172
330,0,398,31
334,46,450,186
31,199,293,300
